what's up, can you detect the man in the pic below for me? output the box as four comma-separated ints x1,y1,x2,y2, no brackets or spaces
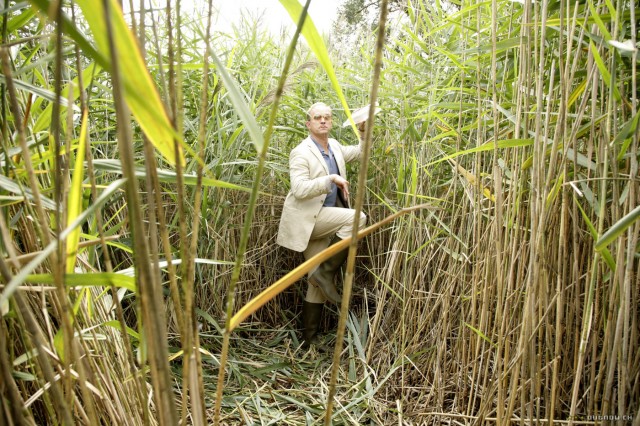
277,102,367,349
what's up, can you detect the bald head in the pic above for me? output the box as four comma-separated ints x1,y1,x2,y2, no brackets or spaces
306,102,332,121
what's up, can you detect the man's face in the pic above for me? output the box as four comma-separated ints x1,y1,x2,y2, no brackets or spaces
306,105,333,137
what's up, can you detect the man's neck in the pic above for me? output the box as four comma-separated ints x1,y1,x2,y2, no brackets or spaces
310,134,329,150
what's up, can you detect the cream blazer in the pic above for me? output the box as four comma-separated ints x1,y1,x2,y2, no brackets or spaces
277,136,362,252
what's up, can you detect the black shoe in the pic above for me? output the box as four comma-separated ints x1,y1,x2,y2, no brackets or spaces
302,301,323,349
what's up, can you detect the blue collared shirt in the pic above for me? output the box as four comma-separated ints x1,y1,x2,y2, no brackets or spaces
311,138,339,207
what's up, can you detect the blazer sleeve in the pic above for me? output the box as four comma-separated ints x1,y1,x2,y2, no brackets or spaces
337,139,363,163
289,147,333,200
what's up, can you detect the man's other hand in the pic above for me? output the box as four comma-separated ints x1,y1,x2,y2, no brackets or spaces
331,174,350,198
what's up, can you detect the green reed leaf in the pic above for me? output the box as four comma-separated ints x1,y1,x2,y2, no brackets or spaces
0,75,72,107
427,139,534,166
32,63,100,134
595,204,640,252
103,320,141,340
91,159,254,193
576,198,616,271
66,110,88,273
73,0,184,166
589,41,621,102
207,46,265,154
615,109,640,162
24,273,136,292
0,179,127,306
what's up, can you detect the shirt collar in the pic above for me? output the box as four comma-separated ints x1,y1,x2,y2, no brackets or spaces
310,137,332,154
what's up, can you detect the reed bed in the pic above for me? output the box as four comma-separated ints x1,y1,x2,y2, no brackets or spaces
1,0,638,424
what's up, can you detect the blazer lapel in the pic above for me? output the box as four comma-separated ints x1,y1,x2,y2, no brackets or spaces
328,140,350,208
329,139,346,177
306,138,329,174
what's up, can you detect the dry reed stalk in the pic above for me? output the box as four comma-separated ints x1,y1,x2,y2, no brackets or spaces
102,0,177,423
212,2,313,423
325,0,390,423
180,0,215,423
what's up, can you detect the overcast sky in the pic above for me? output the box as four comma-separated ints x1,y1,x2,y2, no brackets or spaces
123,1,347,37
213,0,346,35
